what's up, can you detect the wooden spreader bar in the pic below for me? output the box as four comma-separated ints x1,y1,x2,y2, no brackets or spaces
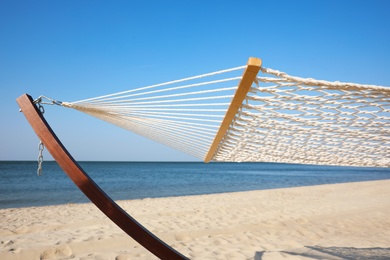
204,57,262,162
16,94,188,260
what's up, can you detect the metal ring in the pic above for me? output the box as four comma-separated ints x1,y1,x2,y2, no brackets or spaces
38,104,45,114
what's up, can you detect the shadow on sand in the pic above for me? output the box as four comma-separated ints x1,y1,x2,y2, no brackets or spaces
255,246,390,259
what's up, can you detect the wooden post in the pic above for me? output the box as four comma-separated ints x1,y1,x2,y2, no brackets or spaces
16,94,188,260
204,57,262,163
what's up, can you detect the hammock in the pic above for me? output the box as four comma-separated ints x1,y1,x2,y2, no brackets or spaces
17,57,390,259
60,57,389,167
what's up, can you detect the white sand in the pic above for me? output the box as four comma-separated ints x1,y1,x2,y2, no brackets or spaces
1,180,390,260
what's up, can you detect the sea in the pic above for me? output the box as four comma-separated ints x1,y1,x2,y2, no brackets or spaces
1,161,390,209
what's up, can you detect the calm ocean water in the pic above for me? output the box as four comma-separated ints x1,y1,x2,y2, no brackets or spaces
1,161,389,209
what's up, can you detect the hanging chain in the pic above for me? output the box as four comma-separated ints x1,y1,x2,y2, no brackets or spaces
37,141,44,176
31,96,62,176
37,103,45,176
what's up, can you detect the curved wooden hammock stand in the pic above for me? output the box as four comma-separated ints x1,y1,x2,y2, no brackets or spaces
17,94,189,260
16,58,261,259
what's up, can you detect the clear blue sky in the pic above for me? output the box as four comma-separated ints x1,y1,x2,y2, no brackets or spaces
1,0,389,161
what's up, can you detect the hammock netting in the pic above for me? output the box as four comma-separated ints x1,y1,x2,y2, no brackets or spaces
62,60,390,167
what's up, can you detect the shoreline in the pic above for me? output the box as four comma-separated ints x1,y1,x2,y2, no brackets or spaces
1,179,390,259
3,177,390,210
2,161,390,210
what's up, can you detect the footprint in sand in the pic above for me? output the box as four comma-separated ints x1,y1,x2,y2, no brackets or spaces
40,245,73,259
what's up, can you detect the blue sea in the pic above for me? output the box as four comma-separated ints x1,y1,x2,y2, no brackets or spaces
1,161,390,209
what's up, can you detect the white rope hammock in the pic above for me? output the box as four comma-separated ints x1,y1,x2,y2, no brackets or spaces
62,58,390,167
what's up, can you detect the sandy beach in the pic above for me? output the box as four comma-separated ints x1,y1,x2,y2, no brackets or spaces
1,179,390,259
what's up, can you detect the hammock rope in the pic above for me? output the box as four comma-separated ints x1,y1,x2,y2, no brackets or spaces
60,58,389,167
70,66,246,104
63,65,244,160
213,67,390,167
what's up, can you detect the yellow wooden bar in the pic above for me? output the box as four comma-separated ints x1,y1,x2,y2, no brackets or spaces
204,57,262,163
